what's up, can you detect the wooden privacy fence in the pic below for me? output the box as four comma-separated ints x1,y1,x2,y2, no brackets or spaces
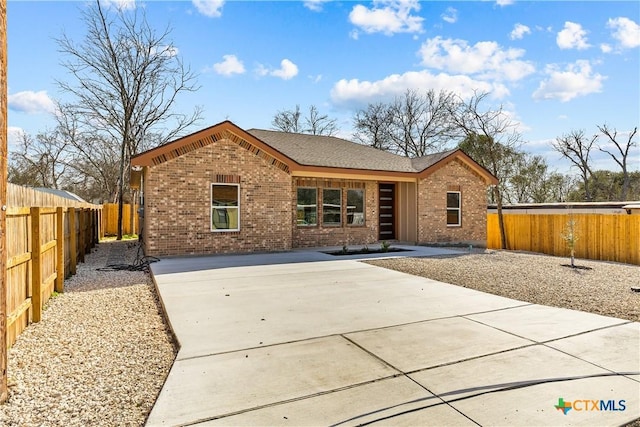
102,203,138,236
6,184,101,348
487,210,640,266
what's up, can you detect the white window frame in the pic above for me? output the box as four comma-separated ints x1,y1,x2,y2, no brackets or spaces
446,191,461,227
211,183,240,232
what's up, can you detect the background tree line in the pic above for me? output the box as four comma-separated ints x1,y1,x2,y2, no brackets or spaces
273,89,639,205
8,1,638,241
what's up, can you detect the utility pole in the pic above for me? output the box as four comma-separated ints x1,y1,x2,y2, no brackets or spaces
0,0,9,403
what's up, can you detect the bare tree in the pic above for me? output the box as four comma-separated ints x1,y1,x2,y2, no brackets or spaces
56,0,202,239
353,89,458,157
352,102,393,151
272,104,303,133
272,104,338,136
305,105,338,136
450,91,521,249
597,124,638,200
551,130,597,201
8,130,71,189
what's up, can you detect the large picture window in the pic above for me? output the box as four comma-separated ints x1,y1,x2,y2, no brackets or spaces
446,191,461,226
323,189,342,226
297,188,317,226
347,189,364,225
211,184,240,231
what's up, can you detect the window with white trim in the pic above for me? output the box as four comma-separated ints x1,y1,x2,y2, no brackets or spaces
446,191,461,226
211,183,240,231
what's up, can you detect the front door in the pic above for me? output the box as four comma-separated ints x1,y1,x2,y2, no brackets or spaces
378,183,395,240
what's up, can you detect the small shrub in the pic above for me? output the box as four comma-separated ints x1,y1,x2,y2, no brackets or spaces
561,218,579,268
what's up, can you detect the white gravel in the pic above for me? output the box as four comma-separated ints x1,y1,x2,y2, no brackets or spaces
367,249,640,322
0,240,176,427
1,243,637,426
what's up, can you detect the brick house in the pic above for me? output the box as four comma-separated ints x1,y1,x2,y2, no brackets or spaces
130,121,497,257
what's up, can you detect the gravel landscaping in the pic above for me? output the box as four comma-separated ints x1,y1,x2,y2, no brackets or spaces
0,242,637,426
367,249,640,322
0,240,176,427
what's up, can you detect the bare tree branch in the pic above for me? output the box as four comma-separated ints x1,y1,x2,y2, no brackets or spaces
551,129,597,201
56,0,202,238
597,124,638,200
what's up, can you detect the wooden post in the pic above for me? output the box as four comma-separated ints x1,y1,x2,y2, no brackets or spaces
55,207,64,293
78,209,85,262
30,207,42,323
69,208,77,275
0,0,8,403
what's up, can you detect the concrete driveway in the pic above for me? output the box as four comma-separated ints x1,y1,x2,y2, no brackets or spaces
146,247,640,426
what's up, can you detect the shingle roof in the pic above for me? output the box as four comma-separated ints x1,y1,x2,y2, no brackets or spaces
247,129,456,173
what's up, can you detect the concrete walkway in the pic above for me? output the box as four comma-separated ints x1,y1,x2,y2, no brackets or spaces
146,246,640,426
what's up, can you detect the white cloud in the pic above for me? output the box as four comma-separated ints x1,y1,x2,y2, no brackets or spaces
212,54,245,76
556,21,590,50
349,0,424,36
272,59,299,80
304,0,331,12
8,90,56,114
418,36,535,81
8,127,25,148
330,70,510,107
607,17,640,49
441,7,457,24
192,0,224,18
510,23,531,40
100,0,136,11
256,59,299,80
496,0,514,6
600,43,612,53
533,60,606,102
308,74,323,83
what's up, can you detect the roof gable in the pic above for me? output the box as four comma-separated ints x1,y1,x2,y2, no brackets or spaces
131,121,291,173
131,121,497,184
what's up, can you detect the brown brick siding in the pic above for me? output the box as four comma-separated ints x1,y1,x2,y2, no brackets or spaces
143,139,292,256
417,159,487,246
292,179,378,248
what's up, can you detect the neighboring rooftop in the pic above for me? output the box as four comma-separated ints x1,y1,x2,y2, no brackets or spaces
34,187,87,203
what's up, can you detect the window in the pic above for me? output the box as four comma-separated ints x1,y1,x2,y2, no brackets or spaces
322,189,342,226
347,189,365,226
211,184,240,231
297,188,317,226
446,191,461,226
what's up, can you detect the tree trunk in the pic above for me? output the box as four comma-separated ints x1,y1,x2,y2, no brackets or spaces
493,186,508,249
621,169,629,201
116,140,126,240
0,0,9,403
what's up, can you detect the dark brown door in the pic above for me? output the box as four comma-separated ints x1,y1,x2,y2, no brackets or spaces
378,183,395,240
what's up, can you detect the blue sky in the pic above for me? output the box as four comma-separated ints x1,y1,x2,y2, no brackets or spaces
6,0,640,173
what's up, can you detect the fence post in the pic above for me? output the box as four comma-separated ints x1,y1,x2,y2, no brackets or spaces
78,209,85,263
55,207,64,293
98,208,104,240
30,207,42,323
69,208,77,275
